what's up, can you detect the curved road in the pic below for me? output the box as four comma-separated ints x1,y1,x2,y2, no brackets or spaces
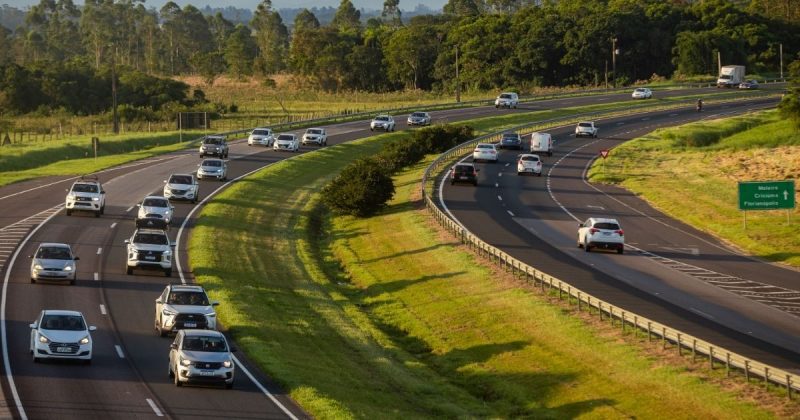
0,87,781,418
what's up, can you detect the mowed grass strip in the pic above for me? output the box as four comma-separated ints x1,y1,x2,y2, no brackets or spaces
588,110,800,267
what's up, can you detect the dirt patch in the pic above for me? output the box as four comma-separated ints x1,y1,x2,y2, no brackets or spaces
713,146,800,183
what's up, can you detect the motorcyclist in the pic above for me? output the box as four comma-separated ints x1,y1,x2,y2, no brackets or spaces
696,99,703,112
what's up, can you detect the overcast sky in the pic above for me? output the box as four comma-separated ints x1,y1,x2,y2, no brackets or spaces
2,0,446,11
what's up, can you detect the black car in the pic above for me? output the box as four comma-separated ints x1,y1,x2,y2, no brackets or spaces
499,132,522,150
450,163,479,186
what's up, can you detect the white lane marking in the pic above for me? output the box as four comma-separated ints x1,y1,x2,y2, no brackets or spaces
587,205,605,210
641,117,650,121
110,222,117,229
233,355,299,420
690,308,715,320
96,247,102,255
670,113,678,117
498,172,503,177
497,196,503,201
93,272,99,281
507,210,515,217
495,183,499,188
126,206,134,212
146,399,164,417
505,163,510,167
115,345,125,359
99,304,107,315
616,122,625,125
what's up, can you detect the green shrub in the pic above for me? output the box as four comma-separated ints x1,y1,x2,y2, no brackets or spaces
321,157,395,217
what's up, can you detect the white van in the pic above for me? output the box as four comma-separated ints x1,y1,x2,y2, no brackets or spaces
530,132,553,156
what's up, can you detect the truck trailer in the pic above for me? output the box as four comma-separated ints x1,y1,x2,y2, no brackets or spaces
717,65,745,88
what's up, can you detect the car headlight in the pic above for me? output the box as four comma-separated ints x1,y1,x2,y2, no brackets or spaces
181,358,192,366
39,334,50,344
223,360,233,368
34,264,43,270
64,265,73,272
67,194,76,200
79,336,90,345
162,308,177,317
163,250,172,257
92,197,100,201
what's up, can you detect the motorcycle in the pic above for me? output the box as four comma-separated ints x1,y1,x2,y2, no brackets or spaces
696,100,703,112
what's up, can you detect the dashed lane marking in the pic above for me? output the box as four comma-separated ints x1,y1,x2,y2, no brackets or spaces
146,399,164,417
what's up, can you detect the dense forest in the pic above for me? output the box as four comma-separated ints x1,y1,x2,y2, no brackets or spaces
1,0,800,118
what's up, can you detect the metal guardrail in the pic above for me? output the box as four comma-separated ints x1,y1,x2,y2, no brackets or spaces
419,93,799,399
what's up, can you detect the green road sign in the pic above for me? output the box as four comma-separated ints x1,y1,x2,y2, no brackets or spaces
738,180,796,210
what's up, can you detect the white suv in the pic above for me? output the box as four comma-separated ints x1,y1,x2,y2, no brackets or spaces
155,284,219,336
577,217,625,254
247,127,274,146
495,92,519,109
125,228,174,276
168,329,235,389
65,176,106,217
164,173,199,203
302,128,327,146
575,121,598,138
273,133,300,152
370,115,395,132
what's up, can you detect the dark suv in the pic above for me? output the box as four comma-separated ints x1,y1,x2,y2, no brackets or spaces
199,136,229,158
450,163,479,186
499,132,522,150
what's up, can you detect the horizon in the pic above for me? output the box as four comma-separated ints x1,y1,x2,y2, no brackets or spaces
1,0,446,12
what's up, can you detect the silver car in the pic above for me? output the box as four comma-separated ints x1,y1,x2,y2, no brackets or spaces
169,329,235,388
164,173,199,203
137,196,174,225
155,284,219,336
30,243,79,285
247,128,274,146
407,112,431,126
370,115,395,132
197,159,228,181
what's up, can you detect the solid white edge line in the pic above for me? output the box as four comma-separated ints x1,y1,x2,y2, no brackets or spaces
126,206,134,212
497,195,502,201
99,304,107,315
115,345,125,359
438,156,469,230
507,210,515,217
233,354,299,420
146,398,164,417
2,205,62,420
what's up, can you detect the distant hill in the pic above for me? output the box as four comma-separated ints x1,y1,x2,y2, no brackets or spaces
200,4,438,27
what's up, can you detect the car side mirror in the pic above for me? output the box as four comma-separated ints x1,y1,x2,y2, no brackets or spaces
163,180,167,183
73,256,80,261
211,301,220,307
170,343,177,350
29,323,37,329
155,299,162,304
136,204,141,207
101,191,106,194
124,239,130,244
89,326,97,331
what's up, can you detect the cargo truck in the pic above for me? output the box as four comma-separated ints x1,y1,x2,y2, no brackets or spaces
717,65,745,88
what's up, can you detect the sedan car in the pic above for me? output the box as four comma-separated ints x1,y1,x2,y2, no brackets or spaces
472,143,498,163
198,135,228,158
517,154,543,176
499,132,522,150
577,217,625,254
169,329,235,388
273,133,300,152
247,127,274,146
450,163,479,186
738,80,759,89
197,158,228,181
30,243,79,285
301,128,327,146
30,310,96,364
407,112,431,126
631,88,653,99
370,115,395,132
136,196,174,225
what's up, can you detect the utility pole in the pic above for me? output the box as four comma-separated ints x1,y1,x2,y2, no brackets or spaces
780,43,784,79
455,45,461,103
611,37,618,88
604,60,608,89
111,47,119,134
717,50,721,75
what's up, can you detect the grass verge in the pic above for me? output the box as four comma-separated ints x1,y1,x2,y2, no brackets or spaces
588,110,800,267
189,107,794,418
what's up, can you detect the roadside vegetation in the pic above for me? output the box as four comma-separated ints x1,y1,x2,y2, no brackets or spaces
189,109,796,419
588,110,800,267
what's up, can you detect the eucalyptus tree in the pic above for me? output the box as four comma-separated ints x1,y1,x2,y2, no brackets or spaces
24,0,82,63
225,24,258,80
331,0,361,34
251,0,289,75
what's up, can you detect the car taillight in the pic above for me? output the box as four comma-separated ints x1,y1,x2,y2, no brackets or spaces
616,230,624,236
590,228,599,234
490,150,496,154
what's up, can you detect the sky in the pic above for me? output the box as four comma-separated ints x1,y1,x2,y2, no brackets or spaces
2,0,447,11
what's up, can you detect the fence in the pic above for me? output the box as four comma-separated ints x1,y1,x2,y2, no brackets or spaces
419,93,799,399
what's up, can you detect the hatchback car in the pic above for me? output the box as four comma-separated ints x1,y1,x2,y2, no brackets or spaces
450,163,479,186
197,159,228,181
155,284,219,336
577,217,625,254
30,243,79,284
169,329,235,388
499,132,522,150
575,121,598,138
370,115,395,132
472,143,498,163
407,112,431,126
136,196,174,225
164,174,199,203
631,88,653,99
30,310,96,364
517,154,543,176
247,128,274,146
301,128,327,146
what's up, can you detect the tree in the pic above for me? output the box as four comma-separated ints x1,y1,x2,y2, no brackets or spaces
293,9,320,32
331,0,361,34
224,24,257,80
321,158,395,217
779,59,800,128
385,25,438,89
443,0,483,17
208,12,235,56
251,0,289,75
382,0,402,26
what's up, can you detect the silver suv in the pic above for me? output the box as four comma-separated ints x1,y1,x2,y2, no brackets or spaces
199,135,229,158
65,176,106,217
155,284,219,336
125,228,173,276
168,329,235,388
164,173,199,203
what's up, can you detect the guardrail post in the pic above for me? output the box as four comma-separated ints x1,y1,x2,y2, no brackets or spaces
599,302,603,320
633,316,638,338
677,333,682,356
745,360,750,382
709,346,714,370
764,367,769,389
621,312,626,333
577,292,582,312
647,322,652,341
692,339,696,361
726,353,731,377
787,375,793,400
662,327,667,349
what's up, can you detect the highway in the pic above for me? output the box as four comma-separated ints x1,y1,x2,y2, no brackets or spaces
439,96,800,374
0,86,784,418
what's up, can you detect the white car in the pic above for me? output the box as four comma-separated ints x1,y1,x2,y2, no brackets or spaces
65,176,106,217
631,88,653,99
273,133,300,152
137,196,174,225
407,112,431,126
155,284,219,336
247,128,274,146
197,158,228,181
169,329,235,388
517,154,543,176
125,228,174,276
370,115,395,132
163,173,199,203
577,217,625,254
472,143,498,163
575,121,598,138
30,310,96,364
495,92,519,108
301,128,327,146
30,243,79,285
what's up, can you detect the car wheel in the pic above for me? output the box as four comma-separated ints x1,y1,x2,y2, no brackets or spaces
66,209,72,216
94,210,100,218
584,242,591,252
83,358,91,365
164,269,172,277
126,266,133,275
69,278,75,285
495,105,499,109
30,278,36,284
618,247,624,255
370,128,374,132
472,181,477,186
157,320,167,337
168,363,174,378
450,181,455,185
537,172,542,177
593,133,598,138
33,354,40,363
225,382,233,390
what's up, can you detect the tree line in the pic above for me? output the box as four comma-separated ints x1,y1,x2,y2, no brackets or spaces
1,0,800,117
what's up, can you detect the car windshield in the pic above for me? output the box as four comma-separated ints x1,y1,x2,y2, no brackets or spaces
454,165,473,173
203,138,222,145
307,129,323,134
182,336,228,352
167,291,209,306
411,112,426,117
36,246,71,259
252,129,270,136
594,222,620,230
203,160,222,167
502,134,519,140
72,183,98,193
41,314,85,331
476,144,493,150
578,123,592,127
521,156,539,162
720,75,731,80
277,135,294,141
133,232,169,245
143,198,168,207
375,116,389,121
635,89,645,92
499,94,512,99
169,175,192,185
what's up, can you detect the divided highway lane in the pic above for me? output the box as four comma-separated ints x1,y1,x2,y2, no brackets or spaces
0,86,773,419
440,97,800,373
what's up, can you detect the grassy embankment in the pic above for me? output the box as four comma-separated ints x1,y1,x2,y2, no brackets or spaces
588,110,800,267
188,104,793,418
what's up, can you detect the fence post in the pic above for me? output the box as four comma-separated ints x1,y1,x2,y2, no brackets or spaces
692,339,696,360
647,322,652,341
726,353,731,377
764,367,769,389
621,312,625,333
662,327,667,349
787,375,793,400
